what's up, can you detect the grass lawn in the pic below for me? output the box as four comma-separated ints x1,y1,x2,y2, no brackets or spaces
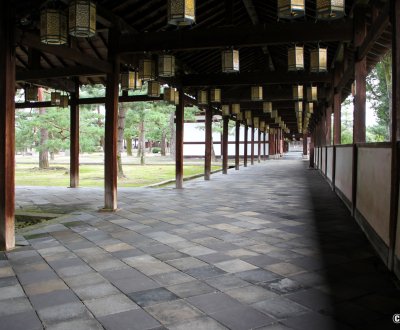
15,164,221,187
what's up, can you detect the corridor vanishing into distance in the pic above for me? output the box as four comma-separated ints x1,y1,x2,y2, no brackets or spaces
1,155,399,330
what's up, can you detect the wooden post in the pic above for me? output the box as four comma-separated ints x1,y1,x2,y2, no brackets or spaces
353,7,367,143
303,133,308,155
325,106,332,146
104,30,120,211
251,126,255,165
269,131,274,157
244,124,248,167
175,88,184,189
204,104,212,180
263,132,267,161
235,120,240,170
222,116,229,174
70,81,79,188
389,0,400,270
257,129,261,163
310,134,315,168
0,1,15,250
333,93,341,145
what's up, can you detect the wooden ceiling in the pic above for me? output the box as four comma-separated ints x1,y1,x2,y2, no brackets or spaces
14,0,392,134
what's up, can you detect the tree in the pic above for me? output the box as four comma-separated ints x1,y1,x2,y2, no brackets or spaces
366,52,391,141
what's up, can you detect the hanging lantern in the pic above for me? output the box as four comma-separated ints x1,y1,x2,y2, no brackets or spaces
278,0,305,19
307,86,318,101
68,0,96,38
222,105,230,117
293,85,303,100
148,81,160,98
246,118,252,126
158,54,175,77
174,90,180,105
310,47,328,72
60,95,69,108
253,117,259,128
167,0,196,26
139,59,156,81
210,88,221,103
295,101,303,113
306,102,314,114
288,46,304,71
25,86,38,102
51,92,61,106
197,90,208,105
164,87,176,103
263,102,272,113
271,110,278,119
237,112,243,121
40,8,67,45
231,104,240,114
245,111,252,120
251,86,263,101
316,0,345,20
222,49,239,73
260,121,266,130
121,71,142,91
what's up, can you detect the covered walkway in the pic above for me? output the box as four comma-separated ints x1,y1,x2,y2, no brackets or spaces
1,157,399,330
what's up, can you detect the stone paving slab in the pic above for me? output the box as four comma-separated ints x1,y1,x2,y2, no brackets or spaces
0,157,399,329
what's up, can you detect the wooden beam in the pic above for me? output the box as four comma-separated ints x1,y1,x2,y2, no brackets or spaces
244,124,248,167
0,1,15,250
17,30,113,74
181,72,332,87
222,117,229,174
175,88,184,189
104,30,120,211
257,129,261,163
119,20,353,53
70,81,79,188
235,121,240,170
357,1,390,61
16,66,104,82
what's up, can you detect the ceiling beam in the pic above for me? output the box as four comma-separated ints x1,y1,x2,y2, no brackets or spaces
179,71,333,87
16,30,113,74
16,66,105,82
357,1,390,60
118,20,354,53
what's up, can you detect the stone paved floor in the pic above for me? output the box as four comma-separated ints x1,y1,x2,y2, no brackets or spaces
1,155,400,330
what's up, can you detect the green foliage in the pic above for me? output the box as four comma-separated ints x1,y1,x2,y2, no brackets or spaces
152,147,161,153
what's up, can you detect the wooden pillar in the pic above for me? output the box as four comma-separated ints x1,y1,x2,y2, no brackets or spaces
175,88,184,189
333,93,341,145
257,130,261,163
204,104,212,180
263,132,267,161
235,120,240,170
70,82,79,188
222,117,229,174
251,126,255,165
0,2,15,250
325,106,332,146
303,133,308,155
354,8,367,143
104,30,120,211
389,0,400,269
309,134,315,168
244,124,248,167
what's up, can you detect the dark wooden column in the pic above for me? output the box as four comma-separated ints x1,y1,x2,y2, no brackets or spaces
251,126,255,165
389,0,400,269
70,81,79,188
175,88,184,189
257,129,261,163
269,131,274,157
333,93,341,145
222,116,229,174
325,106,332,146
204,104,212,180
235,120,240,170
303,133,308,155
104,30,120,210
0,1,15,250
309,134,315,168
263,132,267,161
354,8,367,143
244,124,248,167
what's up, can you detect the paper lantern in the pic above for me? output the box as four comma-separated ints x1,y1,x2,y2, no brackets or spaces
307,86,318,101
310,47,327,72
40,8,67,45
168,0,195,26
60,95,69,108
210,89,221,103
198,90,208,105
316,0,345,20
293,85,303,100
51,92,61,106
164,87,176,103
25,86,38,102
288,46,304,71
251,86,263,101
231,104,240,114
263,102,272,113
139,59,156,81
222,49,239,73
68,0,96,38
121,71,142,90
278,0,305,19
158,54,175,77
222,105,230,117
147,81,160,98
